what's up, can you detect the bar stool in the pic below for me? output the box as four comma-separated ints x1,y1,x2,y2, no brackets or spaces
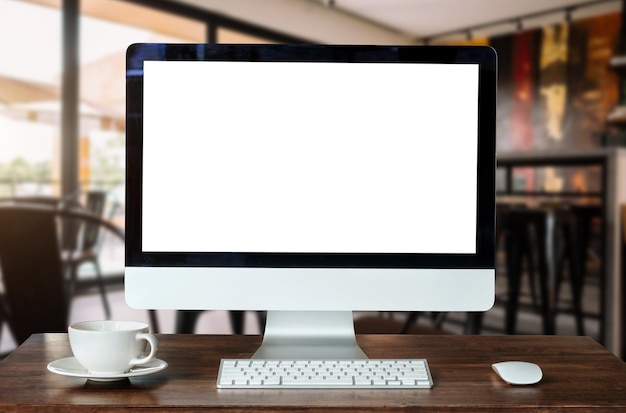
569,204,602,292
501,203,585,335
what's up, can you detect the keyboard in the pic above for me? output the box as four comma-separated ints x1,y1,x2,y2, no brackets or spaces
217,359,433,389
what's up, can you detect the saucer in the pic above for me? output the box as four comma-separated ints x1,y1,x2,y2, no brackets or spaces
47,357,167,382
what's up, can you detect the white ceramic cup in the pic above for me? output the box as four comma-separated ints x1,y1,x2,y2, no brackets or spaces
68,320,158,375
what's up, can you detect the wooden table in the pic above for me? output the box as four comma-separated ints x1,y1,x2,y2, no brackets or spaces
0,334,625,412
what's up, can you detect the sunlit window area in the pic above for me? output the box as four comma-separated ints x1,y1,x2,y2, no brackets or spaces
0,0,61,197
0,0,281,200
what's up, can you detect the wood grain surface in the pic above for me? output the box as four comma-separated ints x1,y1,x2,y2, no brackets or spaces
0,334,624,412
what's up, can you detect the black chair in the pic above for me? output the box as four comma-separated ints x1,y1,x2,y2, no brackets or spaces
7,192,114,320
0,204,68,345
62,190,111,319
0,203,159,347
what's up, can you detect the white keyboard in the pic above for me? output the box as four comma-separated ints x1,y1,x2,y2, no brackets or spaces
217,359,433,389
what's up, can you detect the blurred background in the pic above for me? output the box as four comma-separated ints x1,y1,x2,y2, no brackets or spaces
1,0,625,357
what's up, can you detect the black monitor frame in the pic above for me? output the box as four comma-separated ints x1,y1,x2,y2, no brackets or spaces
125,44,496,271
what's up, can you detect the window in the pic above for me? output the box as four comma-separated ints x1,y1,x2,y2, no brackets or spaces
1,0,296,201
0,0,62,196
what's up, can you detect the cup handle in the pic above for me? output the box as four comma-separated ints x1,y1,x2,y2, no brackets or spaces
130,333,159,366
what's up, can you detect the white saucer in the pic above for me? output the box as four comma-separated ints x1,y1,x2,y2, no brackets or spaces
47,357,168,382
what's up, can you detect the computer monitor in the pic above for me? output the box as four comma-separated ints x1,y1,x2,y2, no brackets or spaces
125,44,496,359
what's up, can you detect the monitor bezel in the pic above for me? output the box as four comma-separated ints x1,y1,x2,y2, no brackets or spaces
125,43,496,271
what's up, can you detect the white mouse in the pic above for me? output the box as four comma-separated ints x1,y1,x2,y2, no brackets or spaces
492,361,543,385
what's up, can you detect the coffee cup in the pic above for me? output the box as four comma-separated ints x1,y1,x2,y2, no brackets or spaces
68,320,158,375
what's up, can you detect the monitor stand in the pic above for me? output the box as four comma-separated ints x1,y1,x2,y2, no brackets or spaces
252,311,368,360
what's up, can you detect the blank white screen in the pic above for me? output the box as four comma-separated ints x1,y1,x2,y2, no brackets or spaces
142,60,479,254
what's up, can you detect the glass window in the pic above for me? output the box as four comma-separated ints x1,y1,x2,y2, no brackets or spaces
0,0,62,197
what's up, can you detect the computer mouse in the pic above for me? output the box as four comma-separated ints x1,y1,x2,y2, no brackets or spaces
492,361,542,385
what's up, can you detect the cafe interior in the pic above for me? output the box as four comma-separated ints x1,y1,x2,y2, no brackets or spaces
0,0,625,360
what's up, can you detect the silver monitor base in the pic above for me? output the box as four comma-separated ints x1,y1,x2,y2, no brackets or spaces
252,311,368,360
